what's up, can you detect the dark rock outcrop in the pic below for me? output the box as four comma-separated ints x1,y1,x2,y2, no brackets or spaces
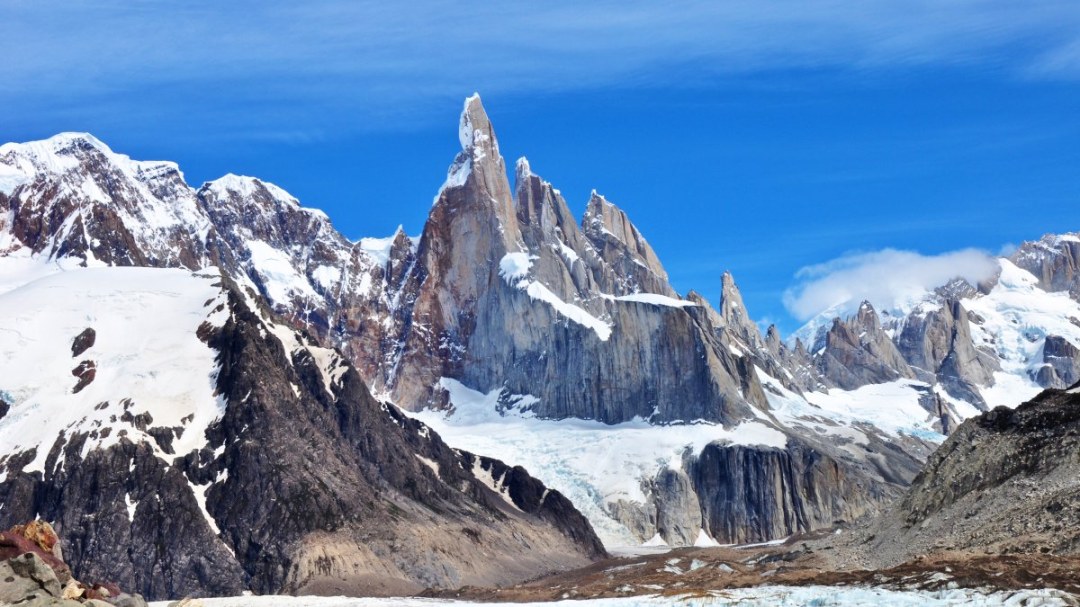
1037,335,1080,388
0,525,150,607
71,328,96,358
70,360,97,394
0,277,605,600
652,468,702,546
689,440,887,544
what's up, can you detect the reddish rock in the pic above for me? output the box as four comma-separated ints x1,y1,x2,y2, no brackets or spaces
1,521,72,583
71,359,97,393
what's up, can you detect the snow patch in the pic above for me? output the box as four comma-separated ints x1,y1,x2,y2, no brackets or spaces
602,292,697,308
145,587,1080,606
415,454,439,476
498,252,534,284
642,533,668,547
0,266,230,472
524,281,613,341
245,240,319,304
499,251,613,341
470,458,518,510
358,229,409,267
694,529,722,548
311,265,342,291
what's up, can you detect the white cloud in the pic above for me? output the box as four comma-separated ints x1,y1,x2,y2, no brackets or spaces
783,248,1000,321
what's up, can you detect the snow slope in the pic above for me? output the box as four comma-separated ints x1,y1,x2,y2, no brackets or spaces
0,263,229,472
966,260,1080,407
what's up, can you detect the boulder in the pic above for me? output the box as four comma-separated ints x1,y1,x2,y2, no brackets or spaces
1,552,62,602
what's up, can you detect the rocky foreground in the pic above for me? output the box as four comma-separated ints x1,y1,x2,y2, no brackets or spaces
1,520,149,606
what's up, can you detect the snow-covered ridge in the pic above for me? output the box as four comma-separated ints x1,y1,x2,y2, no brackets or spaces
0,132,183,195
780,250,1080,453
0,265,229,472
603,292,697,308
202,173,330,221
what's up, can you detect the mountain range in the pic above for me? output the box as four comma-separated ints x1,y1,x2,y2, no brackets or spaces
1,94,1078,598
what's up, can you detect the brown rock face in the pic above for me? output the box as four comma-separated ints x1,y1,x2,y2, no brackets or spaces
1,522,70,583
581,191,675,297
1011,233,1080,297
70,360,96,394
381,95,765,424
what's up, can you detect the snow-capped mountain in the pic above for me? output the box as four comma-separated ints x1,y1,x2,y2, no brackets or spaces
787,236,1080,428
2,95,1078,564
0,264,603,599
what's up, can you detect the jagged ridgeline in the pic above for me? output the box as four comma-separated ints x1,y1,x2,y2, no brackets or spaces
0,267,603,599
2,93,1080,589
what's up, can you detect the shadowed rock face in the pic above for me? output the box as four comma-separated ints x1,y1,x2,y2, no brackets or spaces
0,279,604,600
895,299,999,409
652,468,702,547
688,437,903,545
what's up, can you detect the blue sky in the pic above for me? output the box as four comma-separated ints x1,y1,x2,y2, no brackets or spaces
3,1,1080,333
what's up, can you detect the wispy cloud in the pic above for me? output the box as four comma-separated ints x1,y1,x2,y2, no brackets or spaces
2,1,1079,139
782,248,1001,321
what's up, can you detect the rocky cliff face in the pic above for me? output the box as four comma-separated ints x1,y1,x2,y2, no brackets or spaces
690,441,880,544
382,95,765,425
816,302,917,391
838,385,1080,567
1011,234,1080,298
0,267,604,600
793,235,1080,421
